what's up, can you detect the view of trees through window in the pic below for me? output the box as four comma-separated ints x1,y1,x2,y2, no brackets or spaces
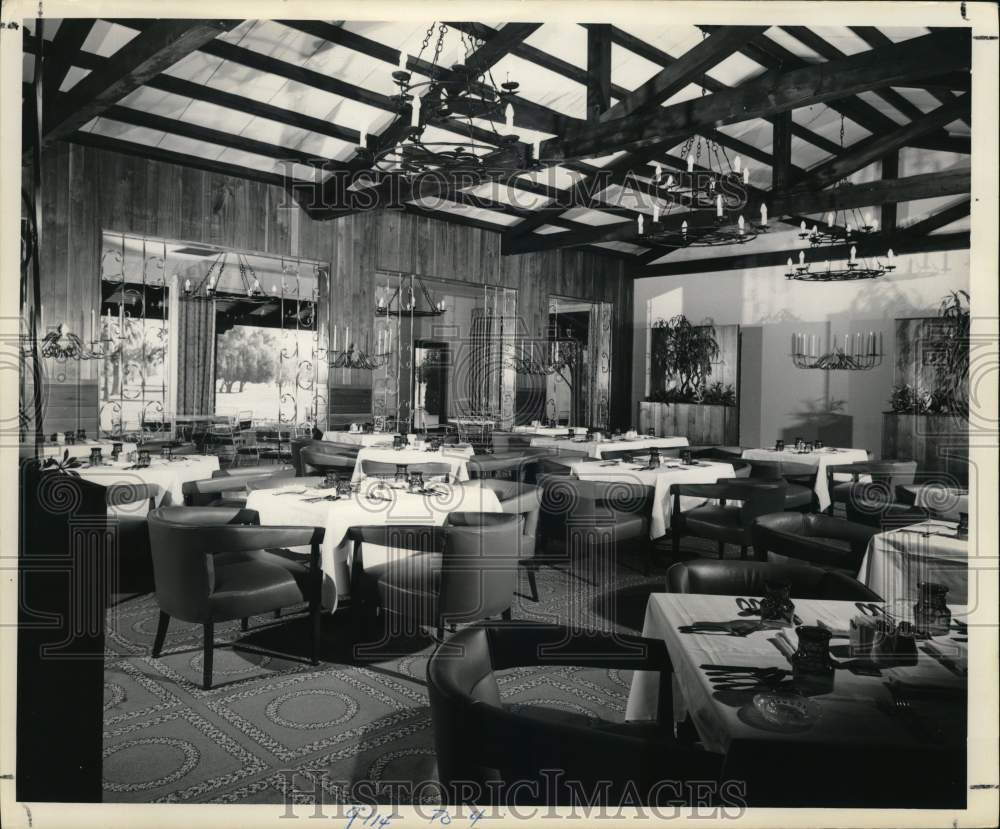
214,324,317,421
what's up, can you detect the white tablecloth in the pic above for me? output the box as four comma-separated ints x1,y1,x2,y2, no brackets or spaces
858,520,968,605
245,480,503,611
741,447,869,511
530,435,689,459
75,454,220,509
38,440,138,461
900,485,969,521
626,593,967,754
512,425,586,437
351,445,475,483
569,459,735,538
321,431,399,447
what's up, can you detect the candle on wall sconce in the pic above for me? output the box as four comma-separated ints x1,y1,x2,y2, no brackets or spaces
687,154,694,172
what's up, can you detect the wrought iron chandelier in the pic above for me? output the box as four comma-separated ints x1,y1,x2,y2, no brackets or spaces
784,115,895,282
637,134,768,247
791,331,884,370
356,22,538,177
375,275,446,318
507,330,582,376
182,252,264,299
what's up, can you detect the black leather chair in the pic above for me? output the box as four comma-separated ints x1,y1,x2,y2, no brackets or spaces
826,460,918,515
300,445,357,477
670,480,786,560
182,464,295,507
742,459,817,511
845,500,930,530
427,622,721,805
537,473,655,574
751,512,877,574
666,559,881,601
147,506,324,689
467,450,552,481
354,512,523,639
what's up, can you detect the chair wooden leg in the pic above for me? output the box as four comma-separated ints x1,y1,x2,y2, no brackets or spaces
527,566,539,602
202,621,214,690
240,617,249,632
152,611,170,658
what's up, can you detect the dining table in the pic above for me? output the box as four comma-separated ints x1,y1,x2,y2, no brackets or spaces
741,446,870,511
321,431,401,447
626,591,966,754
350,444,476,483
567,458,736,538
898,484,969,521
244,479,503,611
512,425,586,437
38,439,138,461
529,435,689,459
857,518,969,606
74,453,220,509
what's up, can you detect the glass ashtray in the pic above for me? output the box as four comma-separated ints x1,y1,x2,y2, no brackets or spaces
752,692,821,728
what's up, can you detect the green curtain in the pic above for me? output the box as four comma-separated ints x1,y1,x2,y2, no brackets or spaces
175,298,216,415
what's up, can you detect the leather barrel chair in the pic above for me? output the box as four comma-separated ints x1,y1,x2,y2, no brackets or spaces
462,479,543,602
845,499,930,530
355,512,524,640
182,464,296,507
427,622,722,806
743,459,818,511
467,450,553,481
300,445,357,477
147,506,324,689
670,480,786,560
537,473,655,574
825,460,917,515
667,559,881,601
751,512,878,574
246,475,324,492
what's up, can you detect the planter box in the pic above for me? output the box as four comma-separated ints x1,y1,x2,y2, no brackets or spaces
638,401,738,446
882,412,968,486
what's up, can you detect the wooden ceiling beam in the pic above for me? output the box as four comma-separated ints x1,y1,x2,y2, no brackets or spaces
880,150,899,234
42,18,97,101
793,94,970,192
41,19,240,146
633,231,969,277
544,32,970,161
462,22,543,74
586,24,613,118
903,199,971,236
601,26,766,122
771,111,794,192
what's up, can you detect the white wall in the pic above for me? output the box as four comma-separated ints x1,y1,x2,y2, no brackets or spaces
632,230,970,457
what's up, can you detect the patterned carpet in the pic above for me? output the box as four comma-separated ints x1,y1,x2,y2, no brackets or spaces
103,540,709,803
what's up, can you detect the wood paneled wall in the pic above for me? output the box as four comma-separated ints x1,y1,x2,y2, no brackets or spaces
32,142,634,429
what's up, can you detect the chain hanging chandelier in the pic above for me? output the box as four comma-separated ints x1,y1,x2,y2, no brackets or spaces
790,331,884,370
507,330,582,375
182,252,264,299
637,134,769,247
784,115,896,282
356,23,538,177
375,275,446,318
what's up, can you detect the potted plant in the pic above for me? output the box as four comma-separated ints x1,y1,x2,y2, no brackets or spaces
639,315,738,444
883,290,969,484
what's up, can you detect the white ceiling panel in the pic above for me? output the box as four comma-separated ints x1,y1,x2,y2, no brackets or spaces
158,133,227,162
524,24,586,70
706,50,765,86
559,208,629,226
759,28,823,62
82,20,139,58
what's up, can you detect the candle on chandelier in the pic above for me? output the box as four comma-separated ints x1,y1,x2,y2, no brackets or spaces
411,95,421,128
398,51,407,73
652,204,660,223
681,220,688,236
799,250,806,266
716,195,723,218
687,154,694,172
532,138,541,160
733,156,741,174
760,203,768,226
653,162,662,182
887,248,895,265
359,122,368,149
743,167,749,185
787,257,794,270
738,215,745,235
504,104,514,131
666,174,674,187
637,214,644,234
846,221,853,234
184,278,192,293
850,245,857,263
825,212,834,227
800,220,807,233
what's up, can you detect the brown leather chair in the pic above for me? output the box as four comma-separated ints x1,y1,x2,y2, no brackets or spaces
147,506,324,689
427,622,721,805
670,480,786,560
356,512,523,640
182,464,295,507
537,473,655,574
300,445,357,477
666,559,881,601
743,459,817,510
461,479,543,601
751,512,877,574
826,460,918,515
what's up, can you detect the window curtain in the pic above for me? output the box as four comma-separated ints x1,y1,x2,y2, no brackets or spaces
175,298,216,415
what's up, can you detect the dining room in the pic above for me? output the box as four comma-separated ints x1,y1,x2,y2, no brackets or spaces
6,6,997,823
